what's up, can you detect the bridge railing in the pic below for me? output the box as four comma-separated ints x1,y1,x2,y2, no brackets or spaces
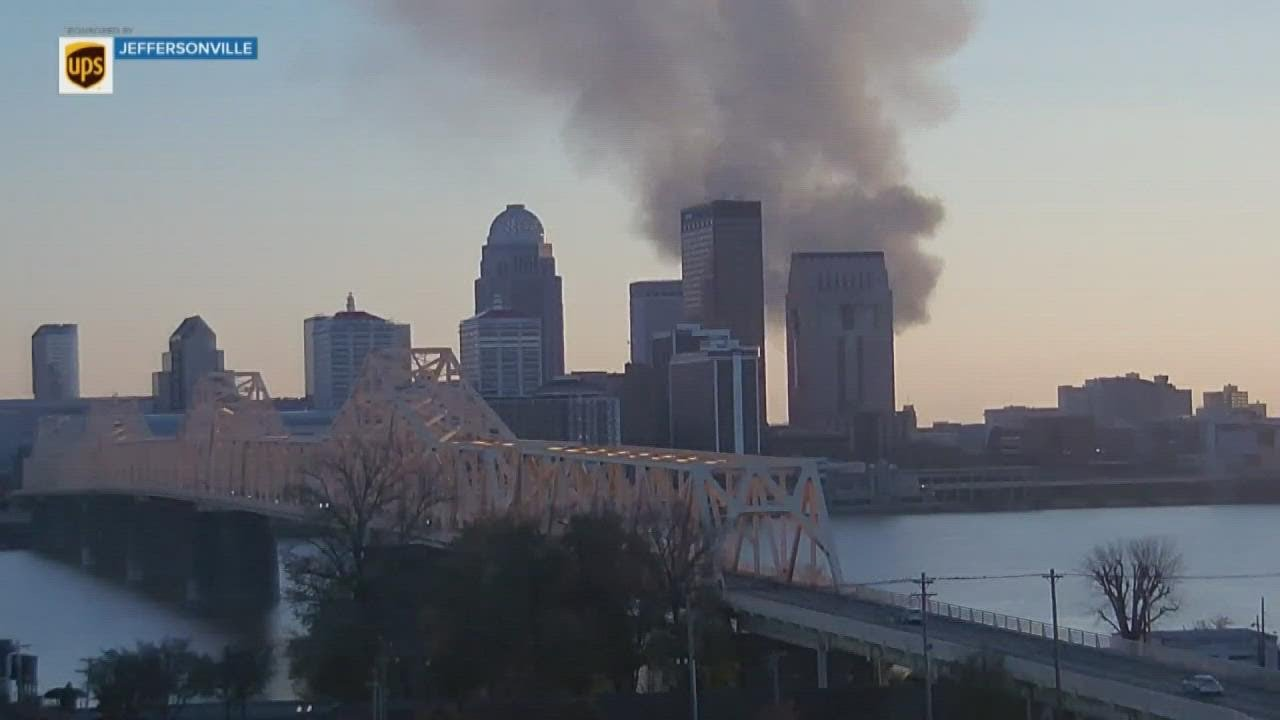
837,582,1280,690
839,582,1110,649
928,599,1109,649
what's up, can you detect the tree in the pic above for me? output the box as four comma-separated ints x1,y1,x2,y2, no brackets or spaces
1193,615,1234,630
193,645,273,720
82,639,211,720
287,416,444,612
936,652,1024,720
633,499,730,692
285,414,446,701
638,498,719,624
1082,536,1184,640
557,513,665,693
429,517,570,699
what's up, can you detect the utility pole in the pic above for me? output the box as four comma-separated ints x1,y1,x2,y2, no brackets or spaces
1257,614,1264,668
1045,568,1063,709
1263,597,1269,669
916,572,936,720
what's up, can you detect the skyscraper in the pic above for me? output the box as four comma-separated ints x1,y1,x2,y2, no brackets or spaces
628,280,684,365
680,200,766,417
152,316,225,412
474,204,564,385
668,335,762,454
31,324,79,401
459,304,543,398
304,293,412,410
786,251,895,460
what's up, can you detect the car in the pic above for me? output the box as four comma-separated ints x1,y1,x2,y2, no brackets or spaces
1180,674,1224,696
898,608,923,625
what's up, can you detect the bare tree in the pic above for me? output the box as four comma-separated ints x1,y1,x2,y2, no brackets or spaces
285,414,449,700
287,415,447,609
1192,616,1234,630
1082,537,1184,640
637,496,720,621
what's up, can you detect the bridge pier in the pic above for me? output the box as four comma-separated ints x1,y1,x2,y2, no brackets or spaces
815,635,830,689
869,646,887,687
193,511,279,611
30,497,82,563
27,495,280,614
125,518,143,585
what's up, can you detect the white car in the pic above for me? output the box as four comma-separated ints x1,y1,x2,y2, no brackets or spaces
1181,674,1224,696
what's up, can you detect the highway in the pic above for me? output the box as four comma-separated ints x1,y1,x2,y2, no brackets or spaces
725,578,1280,719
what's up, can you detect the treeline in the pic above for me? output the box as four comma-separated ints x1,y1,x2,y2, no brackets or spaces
286,512,733,704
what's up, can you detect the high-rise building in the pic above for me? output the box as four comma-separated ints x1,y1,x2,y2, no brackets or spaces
680,200,766,417
645,323,736,446
786,251,896,460
473,204,564,385
304,293,412,410
152,316,225,412
459,305,543,398
1058,373,1192,428
629,280,683,365
1201,384,1267,419
668,336,762,454
31,324,79,401
487,375,621,445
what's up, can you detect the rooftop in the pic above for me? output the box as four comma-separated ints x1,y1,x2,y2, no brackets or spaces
792,250,886,260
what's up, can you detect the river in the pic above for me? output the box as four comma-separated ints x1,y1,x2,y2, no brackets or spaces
3,505,1278,698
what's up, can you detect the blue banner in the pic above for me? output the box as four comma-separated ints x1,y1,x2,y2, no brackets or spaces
115,37,257,60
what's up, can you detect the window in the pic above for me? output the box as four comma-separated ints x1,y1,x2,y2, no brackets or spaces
841,304,856,330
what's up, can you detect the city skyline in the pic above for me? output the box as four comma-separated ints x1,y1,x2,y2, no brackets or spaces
4,1,1279,424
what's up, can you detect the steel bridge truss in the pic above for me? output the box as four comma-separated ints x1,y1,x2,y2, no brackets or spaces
23,350,844,587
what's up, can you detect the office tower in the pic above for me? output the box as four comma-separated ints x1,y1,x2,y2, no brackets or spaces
1058,373,1192,427
152,316,225,412
486,375,621,445
459,304,543,398
786,251,895,460
642,323,736,447
473,204,564,385
628,280,684,365
668,335,762,454
31,324,80,401
680,200,766,418
619,362,664,446
304,293,412,410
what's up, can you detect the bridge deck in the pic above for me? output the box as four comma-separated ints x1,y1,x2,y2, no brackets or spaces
725,578,1279,720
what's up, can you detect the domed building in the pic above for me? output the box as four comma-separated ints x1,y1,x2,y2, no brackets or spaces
486,203,545,246
470,204,565,386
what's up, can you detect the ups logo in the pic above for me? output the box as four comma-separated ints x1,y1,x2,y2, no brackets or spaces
65,41,107,89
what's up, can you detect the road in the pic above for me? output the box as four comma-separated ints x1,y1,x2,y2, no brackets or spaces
725,578,1280,719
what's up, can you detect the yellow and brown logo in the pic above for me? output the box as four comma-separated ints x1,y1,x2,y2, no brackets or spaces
59,37,113,94
65,41,106,88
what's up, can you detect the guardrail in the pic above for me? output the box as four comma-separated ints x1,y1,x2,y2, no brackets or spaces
838,582,1110,649
838,581,1280,692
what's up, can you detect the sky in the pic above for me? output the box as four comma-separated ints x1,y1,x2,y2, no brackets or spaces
2,1,1278,425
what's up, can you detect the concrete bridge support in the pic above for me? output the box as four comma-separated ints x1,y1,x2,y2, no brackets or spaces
28,495,280,614
30,497,82,563
815,635,830,689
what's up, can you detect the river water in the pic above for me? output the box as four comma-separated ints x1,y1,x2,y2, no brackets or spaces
4,505,1279,697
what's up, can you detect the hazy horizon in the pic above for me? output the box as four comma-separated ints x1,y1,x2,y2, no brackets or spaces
4,1,1278,425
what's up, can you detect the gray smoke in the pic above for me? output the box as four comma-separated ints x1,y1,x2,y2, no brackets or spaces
390,0,975,327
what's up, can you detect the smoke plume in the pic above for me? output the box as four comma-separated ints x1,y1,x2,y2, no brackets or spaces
390,0,975,327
